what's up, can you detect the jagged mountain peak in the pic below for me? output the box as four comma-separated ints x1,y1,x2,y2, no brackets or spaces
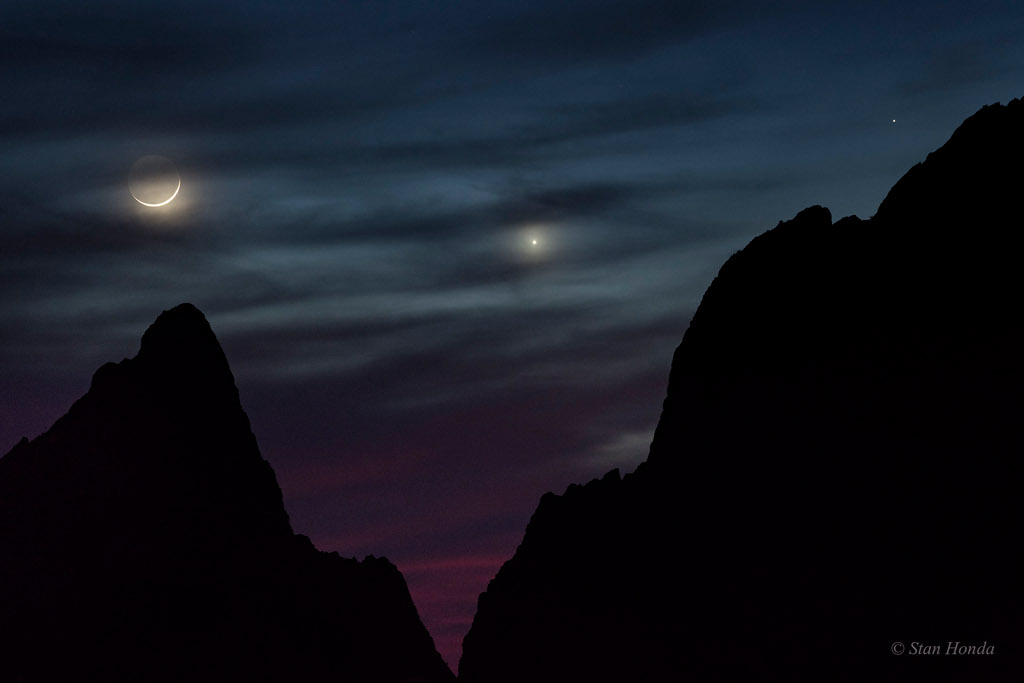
876,97,1024,223
133,302,237,390
458,97,1024,682
0,304,454,683
139,302,221,359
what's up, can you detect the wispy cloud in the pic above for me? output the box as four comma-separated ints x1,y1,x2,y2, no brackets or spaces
4,0,1024,670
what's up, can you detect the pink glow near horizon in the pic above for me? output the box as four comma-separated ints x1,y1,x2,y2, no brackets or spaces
402,553,515,671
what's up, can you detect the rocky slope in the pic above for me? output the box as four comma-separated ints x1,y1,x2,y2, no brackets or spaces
458,99,1024,681
0,303,454,683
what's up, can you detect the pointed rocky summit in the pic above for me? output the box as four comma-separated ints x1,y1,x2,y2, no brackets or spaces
459,99,1024,681
0,304,454,683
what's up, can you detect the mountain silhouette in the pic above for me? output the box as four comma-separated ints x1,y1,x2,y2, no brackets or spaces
0,303,454,683
459,99,1024,681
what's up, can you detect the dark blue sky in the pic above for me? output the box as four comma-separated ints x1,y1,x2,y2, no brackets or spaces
3,0,1023,669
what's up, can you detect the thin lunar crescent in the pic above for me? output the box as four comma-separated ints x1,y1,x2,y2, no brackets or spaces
132,176,181,207
129,155,181,207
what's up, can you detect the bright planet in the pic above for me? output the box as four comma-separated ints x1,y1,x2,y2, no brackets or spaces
129,155,180,207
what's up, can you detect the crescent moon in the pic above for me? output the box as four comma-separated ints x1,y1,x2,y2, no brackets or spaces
132,176,181,207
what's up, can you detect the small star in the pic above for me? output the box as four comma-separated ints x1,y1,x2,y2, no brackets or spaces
532,239,538,245
892,119,896,123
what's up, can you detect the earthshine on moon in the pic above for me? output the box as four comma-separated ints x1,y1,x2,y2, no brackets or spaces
130,155,181,207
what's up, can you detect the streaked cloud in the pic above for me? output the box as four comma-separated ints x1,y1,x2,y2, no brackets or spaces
3,0,1024,671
